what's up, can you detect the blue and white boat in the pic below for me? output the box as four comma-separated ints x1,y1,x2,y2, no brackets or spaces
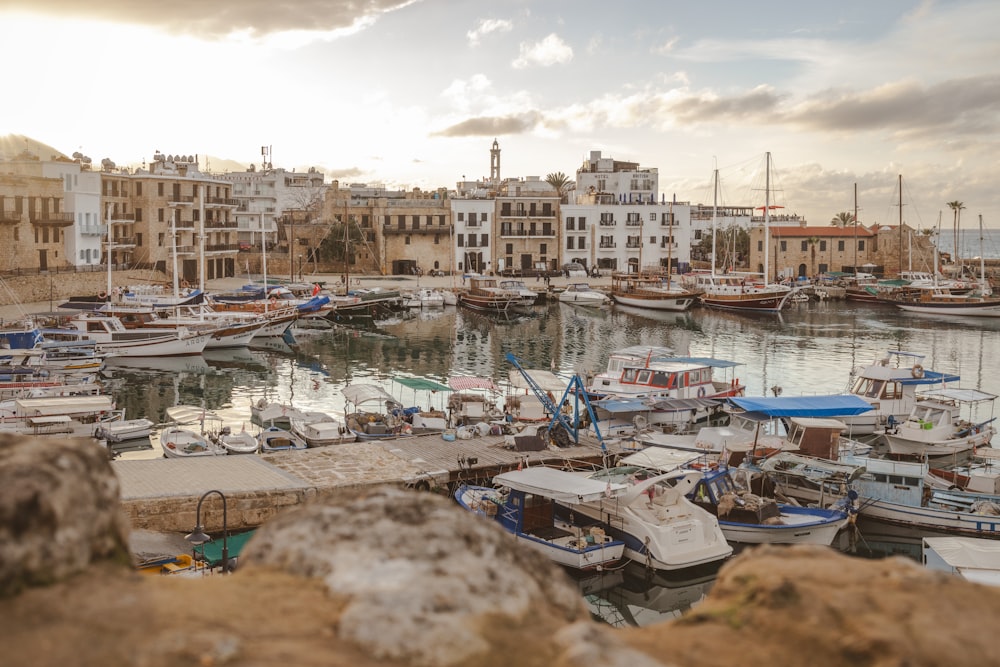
689,467,852,545
455,467,627,571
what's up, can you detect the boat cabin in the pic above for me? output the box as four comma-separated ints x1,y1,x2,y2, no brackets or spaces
589,345,741,401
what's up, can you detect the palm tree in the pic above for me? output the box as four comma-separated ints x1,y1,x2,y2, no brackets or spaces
947,200,965,269
831,212,855,227
545,172,574,203
808,236,820,277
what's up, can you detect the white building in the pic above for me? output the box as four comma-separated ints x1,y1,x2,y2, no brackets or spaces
219,165,325,248
450,196,493,275
574,150,659,206
42,158,103,267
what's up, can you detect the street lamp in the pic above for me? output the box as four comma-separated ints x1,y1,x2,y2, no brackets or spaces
185,489,230,573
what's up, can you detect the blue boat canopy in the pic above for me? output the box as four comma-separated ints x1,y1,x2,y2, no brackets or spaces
728,394,873,418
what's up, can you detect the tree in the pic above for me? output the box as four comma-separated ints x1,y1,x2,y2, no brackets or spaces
831,212,855,227
947,200,965,268
545,172,574,202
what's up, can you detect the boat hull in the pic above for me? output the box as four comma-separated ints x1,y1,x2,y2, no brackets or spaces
611,293,697,311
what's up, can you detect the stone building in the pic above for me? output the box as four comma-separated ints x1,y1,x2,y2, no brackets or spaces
750,224,878,279
0,149,97,272
873,224,939,276
100,153,240,283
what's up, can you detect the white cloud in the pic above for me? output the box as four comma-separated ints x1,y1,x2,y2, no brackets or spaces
466,18,512,46
512,33,573,69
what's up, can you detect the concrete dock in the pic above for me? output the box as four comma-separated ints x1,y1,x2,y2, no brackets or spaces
115,431,626,534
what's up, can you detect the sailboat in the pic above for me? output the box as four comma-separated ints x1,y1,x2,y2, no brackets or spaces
888,214,1000,316
608,202,699,311
695,154,796,313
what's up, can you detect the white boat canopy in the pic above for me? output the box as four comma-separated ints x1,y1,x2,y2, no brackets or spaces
507,369,568,393
493,467,628,504
342,383,397,406
919,388,998,404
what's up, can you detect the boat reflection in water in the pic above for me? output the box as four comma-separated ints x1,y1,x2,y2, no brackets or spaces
573,562,717,628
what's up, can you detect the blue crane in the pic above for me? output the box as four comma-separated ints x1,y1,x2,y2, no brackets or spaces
504,352,607,451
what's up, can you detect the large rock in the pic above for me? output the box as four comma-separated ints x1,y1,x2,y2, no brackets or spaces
241,487,661,667
0,434,130,597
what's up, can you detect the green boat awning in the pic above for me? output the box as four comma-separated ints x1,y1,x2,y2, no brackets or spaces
393,377,451,392
194,529,256,566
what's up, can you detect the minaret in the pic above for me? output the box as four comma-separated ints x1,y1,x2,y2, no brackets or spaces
490,139,501,187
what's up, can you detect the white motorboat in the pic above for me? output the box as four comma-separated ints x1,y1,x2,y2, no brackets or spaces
43,313,211,357
160,405,225,458
403,288,446,309
94,417,155,443
250,399,310,429
497,279,540,307
455,467,627,571
574,466,733,571
289,411,355,446
882,388,997,458
841,350,960,435
558,283,610,307
343,382,448,441
213,426,259,455
257,425,308,453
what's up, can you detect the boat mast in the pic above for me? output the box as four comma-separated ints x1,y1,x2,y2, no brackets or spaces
763,152,771,282
853,183,858,277
170,206,180,298
261,206,269,313
105,203,113,297
980,214,989,295
898,174,904,276
711,167,718,278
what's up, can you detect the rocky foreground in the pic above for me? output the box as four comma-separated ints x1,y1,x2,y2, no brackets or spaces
2,434,1000,667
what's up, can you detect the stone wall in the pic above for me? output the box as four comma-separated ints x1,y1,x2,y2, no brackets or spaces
0,268,170,307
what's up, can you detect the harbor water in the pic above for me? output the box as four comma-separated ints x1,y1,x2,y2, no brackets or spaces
99,296,1000,625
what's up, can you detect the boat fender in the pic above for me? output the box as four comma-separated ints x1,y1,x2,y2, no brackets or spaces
414,480,430,492
98,291,108,299
269,297,278,307
911,364,924,379
697,386,707,398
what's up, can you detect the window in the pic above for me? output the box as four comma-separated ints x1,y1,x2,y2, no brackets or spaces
578,216,586,230
480,233,488,247
457,212,465,221
158,233,164,247
157,183,164,196
838,240,845,251
820,240,826,251
801,240,808,251
505,243,513,255
481,213,488,223
650,213,657,221
158,208,164,223
405,236,411,245
859,240,865,250
468,212,477,226
758,240,763,251
540,243,547,255
457,234,464,247
780,240,787,251
566,216,575,230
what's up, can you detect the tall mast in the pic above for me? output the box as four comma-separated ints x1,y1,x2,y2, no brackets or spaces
170,207,180,297
853,183,858,276
711,168,718,277
898,174,903,276
763,152,771,282
261,207,269,313
105,203,113,297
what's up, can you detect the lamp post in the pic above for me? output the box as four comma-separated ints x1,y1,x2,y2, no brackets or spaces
185,489,229,573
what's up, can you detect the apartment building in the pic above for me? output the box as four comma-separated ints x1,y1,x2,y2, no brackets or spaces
0,150,99,272
495,177,560,276
100,153,240,283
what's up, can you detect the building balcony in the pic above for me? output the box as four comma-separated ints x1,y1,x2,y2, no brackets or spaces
174,245,197,255
80,224,108,237
31,212,74,226
110,212,135,223
598,242,617,249
0,210,21,224
382,225,453,236
625,220,642,226
110,236,137,248
204,220,240,230
167,195,195,206
498,225,555,238
205,243,239,254
625,241,642,249
599,220,616,227
205,197,239,207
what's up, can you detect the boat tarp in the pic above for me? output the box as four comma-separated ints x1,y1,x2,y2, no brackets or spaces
620,447,703,472
923,537,1000,579
342,383,396,406
758,452,867,480
393,376,451,392
449,376,498,391
648,356,742,369
729,394,873,418
493,467,627,504
508,369,568,393
595,397,719,413
15,395,114,415
919,388,997,403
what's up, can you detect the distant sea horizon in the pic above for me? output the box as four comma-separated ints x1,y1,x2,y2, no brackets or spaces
928,227,1000,260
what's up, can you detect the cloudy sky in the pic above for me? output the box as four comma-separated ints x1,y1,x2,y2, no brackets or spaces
2,0,998,230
